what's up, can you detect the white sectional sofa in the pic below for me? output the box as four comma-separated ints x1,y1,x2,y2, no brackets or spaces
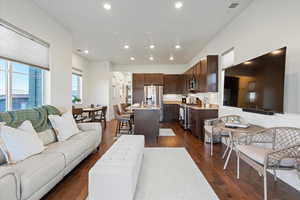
0,122,102,200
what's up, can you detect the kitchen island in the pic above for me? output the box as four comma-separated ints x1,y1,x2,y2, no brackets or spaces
163,101,219,141
132,106,160,144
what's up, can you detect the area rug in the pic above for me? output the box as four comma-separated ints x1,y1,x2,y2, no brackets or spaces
159,128,176,136
134,148,219,200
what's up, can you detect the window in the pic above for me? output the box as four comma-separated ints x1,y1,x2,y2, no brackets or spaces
0,19,49,112
72,73,82,103
0,58,44,112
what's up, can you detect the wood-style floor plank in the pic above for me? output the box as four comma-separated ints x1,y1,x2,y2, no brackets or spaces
42,121,300,200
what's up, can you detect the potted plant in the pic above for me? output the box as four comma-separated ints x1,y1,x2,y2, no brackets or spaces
72,96,81,104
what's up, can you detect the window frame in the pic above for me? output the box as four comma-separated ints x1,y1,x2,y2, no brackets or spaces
72,73,83,104
221,47,235,107
0,58,45,112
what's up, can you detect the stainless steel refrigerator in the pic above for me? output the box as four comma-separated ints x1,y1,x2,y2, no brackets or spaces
144,85,163,121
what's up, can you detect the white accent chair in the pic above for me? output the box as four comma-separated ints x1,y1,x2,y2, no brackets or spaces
236,127,300,200
204,115,244,157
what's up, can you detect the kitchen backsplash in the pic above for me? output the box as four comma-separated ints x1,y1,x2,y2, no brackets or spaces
163,93,219,105
188,92,219,105
163,94,184,101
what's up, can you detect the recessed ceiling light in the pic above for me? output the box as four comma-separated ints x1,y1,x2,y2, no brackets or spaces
124,44,130,49
149,56,154,61
244,61,252,65
271,50,282,55
130,57,135,61
175,44,181,49
175,1,183,9
149,44,155,49
103,2,111,10
84,50,89,54
169,56,174,61
229,3,239,9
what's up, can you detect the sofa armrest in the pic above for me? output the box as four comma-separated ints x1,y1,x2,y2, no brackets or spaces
77,122,102,132
0,166,20,200
77,123,102,148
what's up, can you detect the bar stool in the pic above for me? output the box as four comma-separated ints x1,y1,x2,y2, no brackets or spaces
113,105,133,136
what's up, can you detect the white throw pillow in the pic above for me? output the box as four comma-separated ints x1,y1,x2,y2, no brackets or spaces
0,121,45,164
48,112,80,141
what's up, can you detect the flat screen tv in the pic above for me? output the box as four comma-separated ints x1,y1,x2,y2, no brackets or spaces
223,47,286,114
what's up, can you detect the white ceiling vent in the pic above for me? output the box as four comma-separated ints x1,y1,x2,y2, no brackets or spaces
229,3,239,8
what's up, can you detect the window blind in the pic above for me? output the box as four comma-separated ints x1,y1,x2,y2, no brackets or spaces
72,67,83,76
0,18,50,70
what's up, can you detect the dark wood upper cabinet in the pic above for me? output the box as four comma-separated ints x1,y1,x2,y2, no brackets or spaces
132,74,144,104
206,55,218,92
163,74,186,94
144,73,164,85
133,74,144,89
185,55,218,93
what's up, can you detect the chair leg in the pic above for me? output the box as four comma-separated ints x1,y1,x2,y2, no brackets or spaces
273,169,277,182
237,150,240,179
264,170,268,200
129,120,133,134
210,132,213,156
224,141,233,170
115,121,120,136
222,138,230,159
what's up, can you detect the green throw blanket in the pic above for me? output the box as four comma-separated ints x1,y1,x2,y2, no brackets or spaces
0,105,61,132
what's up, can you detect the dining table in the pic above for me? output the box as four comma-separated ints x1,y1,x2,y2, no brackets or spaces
82,106,103,121
215,123,265,170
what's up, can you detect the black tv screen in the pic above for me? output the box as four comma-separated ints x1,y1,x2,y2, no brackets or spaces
223,47,286,113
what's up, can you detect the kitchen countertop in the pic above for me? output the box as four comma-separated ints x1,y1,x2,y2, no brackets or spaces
163,101,219,110
129,105,161,110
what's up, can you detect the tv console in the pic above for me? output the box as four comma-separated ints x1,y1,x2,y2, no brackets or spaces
242,108,274,115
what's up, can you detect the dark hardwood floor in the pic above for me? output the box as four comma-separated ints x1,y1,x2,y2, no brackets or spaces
42,121,300,200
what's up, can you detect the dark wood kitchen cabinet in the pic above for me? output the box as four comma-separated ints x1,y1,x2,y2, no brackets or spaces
163,104,179,122
190,109,218,141
185,55,218,93
198,55,218,92
163,74,184,94
144,73,164,85
132,74,144,104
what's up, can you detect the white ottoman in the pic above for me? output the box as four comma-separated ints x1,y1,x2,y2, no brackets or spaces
88,135,145,200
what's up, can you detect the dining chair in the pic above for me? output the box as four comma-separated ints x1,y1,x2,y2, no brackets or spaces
72,106,90,123
119,103,134,120
113,105,133,136
236,127,300,200
94,106,107,129
204,115,244,157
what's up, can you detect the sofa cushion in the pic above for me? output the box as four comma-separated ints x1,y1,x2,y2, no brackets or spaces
14,152,65,200
1,121,45,164
38,129,57,146
48,112,80,142
71,130,99,148
44,131,97,165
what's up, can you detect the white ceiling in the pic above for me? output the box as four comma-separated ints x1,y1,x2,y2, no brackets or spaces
32,0,253,65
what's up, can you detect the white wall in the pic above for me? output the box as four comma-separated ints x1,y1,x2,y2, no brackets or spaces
86,61,113,120
0,0,73,109
187,0,300,190
112,64,186,74
72,53,89,105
